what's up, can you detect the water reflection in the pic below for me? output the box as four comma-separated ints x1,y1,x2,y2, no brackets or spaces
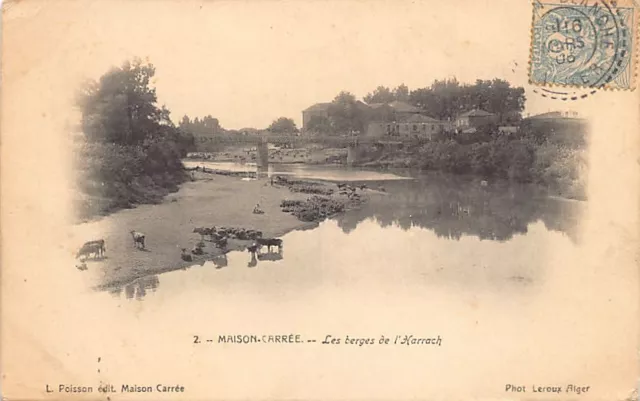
108,275,160,300
333,174,581,243
248,252,258,268
211,253,228,269
256,250,284,262
247,242,285,267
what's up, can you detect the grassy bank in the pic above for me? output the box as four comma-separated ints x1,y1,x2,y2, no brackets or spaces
74,59,197,222
74,141,189,221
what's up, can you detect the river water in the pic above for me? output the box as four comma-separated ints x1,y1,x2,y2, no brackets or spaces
115,164,583,299
13,163,635,399
183,159,414,181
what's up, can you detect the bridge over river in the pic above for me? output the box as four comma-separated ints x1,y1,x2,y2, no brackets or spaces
197,133,409,166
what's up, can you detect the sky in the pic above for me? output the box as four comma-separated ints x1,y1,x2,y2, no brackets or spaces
4,0,573,130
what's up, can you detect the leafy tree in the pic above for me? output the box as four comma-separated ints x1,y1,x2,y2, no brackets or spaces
268,117,298,133
75,59,189,218
409,78,525,122
410,79,464,120
364,84,410,104
306,115,333,134
179,115,192,131
328,91,366,134
363,86,395,104
180,114,221,137
77,59,170,144
469,79,526,123
393,83,410,102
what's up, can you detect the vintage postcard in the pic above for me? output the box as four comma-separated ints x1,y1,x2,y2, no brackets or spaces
1,0,639,400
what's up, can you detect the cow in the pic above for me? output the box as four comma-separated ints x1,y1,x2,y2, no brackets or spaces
256,238,283,253
193,227,215,241
76,242,104,260
130,231,146,249
181,248,193,262
191,244,205,255
214,236,228,249
81,239,105,258
246,230,263,240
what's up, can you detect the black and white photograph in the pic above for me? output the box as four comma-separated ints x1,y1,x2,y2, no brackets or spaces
1,1,638,400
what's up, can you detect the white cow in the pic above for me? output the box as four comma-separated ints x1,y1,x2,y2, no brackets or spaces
130,231,146,249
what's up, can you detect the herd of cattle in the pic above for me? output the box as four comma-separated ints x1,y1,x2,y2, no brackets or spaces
76,226,283,266
75,179,379,268
76,231,146,260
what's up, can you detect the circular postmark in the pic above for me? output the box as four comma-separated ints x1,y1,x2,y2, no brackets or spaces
530,0,633,91
532,86,599,101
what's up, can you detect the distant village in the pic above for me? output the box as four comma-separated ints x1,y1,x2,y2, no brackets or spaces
301,100,586,141
186,100,587,146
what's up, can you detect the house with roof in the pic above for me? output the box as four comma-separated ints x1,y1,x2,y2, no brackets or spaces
303,99,438,136
522,110,588,146
523,110,583,123
387,100,422,115
366,114,451,140
302,103,332,130
363,100,422,122
455,109,498,131
302,100,375,133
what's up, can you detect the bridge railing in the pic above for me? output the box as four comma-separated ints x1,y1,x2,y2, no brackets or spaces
195,133,417,147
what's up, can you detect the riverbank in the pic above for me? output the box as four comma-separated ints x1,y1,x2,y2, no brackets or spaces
72,171,372,290
357,143,587,201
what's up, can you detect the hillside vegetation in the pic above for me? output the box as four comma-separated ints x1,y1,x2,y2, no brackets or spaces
75,60,195,220
364,125,588,200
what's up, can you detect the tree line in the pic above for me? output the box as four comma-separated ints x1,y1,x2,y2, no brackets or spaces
306,78,525,135
179,78,526,138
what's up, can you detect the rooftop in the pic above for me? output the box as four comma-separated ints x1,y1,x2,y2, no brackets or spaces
526,111,583,120
388,100,421,113
401,114,442,123
458,109,495,118
303,102,332,112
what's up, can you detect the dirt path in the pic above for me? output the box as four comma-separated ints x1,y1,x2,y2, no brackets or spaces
72,173,316,290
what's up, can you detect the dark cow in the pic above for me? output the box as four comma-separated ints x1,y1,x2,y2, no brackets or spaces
256,238,283,253
213,235,228,249
193,227,216,241
79,239,105,258
76,241,104,260
181,248,193,262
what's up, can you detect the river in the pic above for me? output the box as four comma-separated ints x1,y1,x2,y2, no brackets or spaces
183,159,414,181
115,164,583,300
20,163,633,399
